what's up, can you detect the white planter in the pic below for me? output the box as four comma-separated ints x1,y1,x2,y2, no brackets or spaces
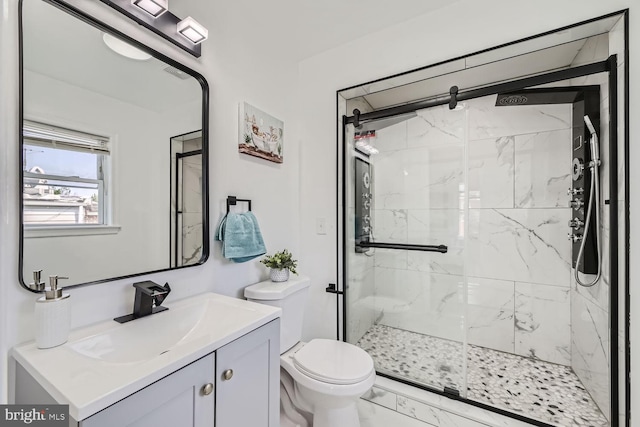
270,268,290,282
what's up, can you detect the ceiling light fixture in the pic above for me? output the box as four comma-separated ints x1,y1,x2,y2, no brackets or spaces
131,0,168,18
177,17,208,45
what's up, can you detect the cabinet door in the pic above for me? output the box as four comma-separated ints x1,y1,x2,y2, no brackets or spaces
81,354,215,427
216,319,280,427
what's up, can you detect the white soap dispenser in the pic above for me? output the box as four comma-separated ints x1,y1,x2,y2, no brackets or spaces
35,275,71,349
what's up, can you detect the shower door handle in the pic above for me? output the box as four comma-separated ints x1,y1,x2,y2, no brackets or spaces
356,242,448,253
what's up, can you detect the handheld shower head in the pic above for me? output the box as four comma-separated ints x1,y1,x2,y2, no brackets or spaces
584,115,597,136
583,115,599,164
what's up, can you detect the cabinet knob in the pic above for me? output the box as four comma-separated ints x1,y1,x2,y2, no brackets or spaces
201,383,214,395
223,369,234,381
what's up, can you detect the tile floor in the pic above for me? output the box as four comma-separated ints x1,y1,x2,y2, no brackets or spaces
356,324,608,427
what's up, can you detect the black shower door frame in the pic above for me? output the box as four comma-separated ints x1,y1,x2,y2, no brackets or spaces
337,55,622,427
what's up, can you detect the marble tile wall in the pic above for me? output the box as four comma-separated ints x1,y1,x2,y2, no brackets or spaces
369,95,575,365
373,272,517,353
567,31,615,421
373,270,465,343
515,283,570,364
466,208,571,287
514,129,572,208
180,152,203,266
468,136,514,208
466,277,515,353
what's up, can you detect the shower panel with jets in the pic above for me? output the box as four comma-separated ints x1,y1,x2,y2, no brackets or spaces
340,57,620,427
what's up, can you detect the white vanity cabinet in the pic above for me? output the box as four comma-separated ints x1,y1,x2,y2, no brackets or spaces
13,316,280,427
81,354,215,427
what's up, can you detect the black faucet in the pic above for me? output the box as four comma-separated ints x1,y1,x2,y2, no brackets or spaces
114,281,171,324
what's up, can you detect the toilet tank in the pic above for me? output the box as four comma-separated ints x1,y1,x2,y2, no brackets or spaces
244,276,310,354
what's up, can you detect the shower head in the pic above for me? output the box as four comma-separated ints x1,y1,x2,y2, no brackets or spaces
495,88,582,107
584,115,597,136
583,114,599,164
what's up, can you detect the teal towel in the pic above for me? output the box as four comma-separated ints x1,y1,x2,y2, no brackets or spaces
215,212,266,263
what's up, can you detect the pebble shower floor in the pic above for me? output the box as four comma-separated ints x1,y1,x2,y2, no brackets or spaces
356,324,608,427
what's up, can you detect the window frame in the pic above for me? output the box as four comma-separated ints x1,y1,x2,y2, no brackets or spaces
22,120,112,230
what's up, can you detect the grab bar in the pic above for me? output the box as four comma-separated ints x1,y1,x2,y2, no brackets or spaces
356,242,448,253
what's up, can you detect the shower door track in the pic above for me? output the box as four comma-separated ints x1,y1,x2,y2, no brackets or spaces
344,60,609,127
338,55,622,427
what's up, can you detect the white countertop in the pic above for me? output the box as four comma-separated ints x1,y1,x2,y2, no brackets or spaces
12,292,281,421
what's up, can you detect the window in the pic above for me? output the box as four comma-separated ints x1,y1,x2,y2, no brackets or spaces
22,121,110,226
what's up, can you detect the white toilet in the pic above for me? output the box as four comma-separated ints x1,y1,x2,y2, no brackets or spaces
245,276,375,427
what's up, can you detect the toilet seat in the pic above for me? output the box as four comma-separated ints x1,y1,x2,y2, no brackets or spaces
292,339,374,385
281,340,376,398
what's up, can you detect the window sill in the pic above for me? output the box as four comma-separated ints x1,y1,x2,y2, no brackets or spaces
24,225,121,238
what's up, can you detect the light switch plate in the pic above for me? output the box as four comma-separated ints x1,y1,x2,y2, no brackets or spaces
316,218,327,235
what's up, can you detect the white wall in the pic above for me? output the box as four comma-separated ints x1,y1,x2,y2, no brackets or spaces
0,0,300,402
297,0,637,424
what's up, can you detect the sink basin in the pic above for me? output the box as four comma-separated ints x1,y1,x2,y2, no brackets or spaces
69,301,203,363
69,294,273,364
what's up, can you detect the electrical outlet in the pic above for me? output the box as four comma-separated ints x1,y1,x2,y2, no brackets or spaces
316,218,327,235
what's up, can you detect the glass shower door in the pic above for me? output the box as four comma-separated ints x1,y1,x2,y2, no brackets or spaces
344,104,469,395
342,57,618,425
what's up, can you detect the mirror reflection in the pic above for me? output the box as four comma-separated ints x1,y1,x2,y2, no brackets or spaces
170,131,203,268
21,0,208,288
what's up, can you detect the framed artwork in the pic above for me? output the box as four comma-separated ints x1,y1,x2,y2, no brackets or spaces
238,102,284,164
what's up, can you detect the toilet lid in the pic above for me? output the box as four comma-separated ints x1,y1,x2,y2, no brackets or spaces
292,339,374,385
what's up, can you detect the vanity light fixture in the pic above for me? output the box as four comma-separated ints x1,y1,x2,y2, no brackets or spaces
131,0,168,18
177,17,208,45
98,0,203,57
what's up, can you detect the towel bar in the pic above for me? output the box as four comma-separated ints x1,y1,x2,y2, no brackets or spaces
227,196,252,214
356,241,448,253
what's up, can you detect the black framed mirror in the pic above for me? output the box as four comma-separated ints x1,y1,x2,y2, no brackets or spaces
19,0,209,290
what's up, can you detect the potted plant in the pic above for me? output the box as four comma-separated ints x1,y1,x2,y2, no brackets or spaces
261,249,298,282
